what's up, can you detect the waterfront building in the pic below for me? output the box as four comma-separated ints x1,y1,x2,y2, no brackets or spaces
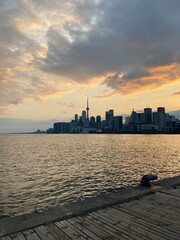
109,109,114,118
74,114,78,122
157,107,165,114
83,118,90,128
144,108,152,124
82,110,86,123
137,124,158,133
53,122,70,133
165,114,176,133
96,115,102,129
90,116,96,128
113,116,123,132
105,109,114,131
46,128,54,133
86,98,90,119
130,110,139,125
125,116,131,125
105,109,114,120
153,111,165,132
137,113,144,123
174,119,180,133
70,120,78,132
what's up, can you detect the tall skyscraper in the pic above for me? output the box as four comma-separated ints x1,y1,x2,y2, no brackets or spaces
109,109,114,118
157,107,165,114
105,109,114,120
74,114,78,122
86,98,89,119
153,107,166,132
82,110,86,123
113,116,123,132
144,108,152,124
96,115,101,129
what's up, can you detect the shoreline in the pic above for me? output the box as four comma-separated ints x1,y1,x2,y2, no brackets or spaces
0,175,180,237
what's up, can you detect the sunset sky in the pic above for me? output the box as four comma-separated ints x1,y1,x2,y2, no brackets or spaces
0,0,180,132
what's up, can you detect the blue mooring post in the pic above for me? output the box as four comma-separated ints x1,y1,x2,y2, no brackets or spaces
141,175,158,187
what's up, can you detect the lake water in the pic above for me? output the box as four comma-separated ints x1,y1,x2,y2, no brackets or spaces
0,134,179,218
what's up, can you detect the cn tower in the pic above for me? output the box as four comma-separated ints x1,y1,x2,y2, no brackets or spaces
86,98,89,119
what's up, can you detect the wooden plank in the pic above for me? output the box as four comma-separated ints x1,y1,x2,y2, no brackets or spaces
15,233,26,240
22,229,41,240
34,225,56,240
0,233,26,240
8,234,18,240
145,192,180,203
99,206,179,240
55,221,87,240
71,217,114,239
141,198,180,213
92,210,166,240
117,198,179,217
138,199,180,218
140,195,180,209
89,212,148,240
67,217,103,240
116,203,180,227
84,214,135,240
93,209,169,240
160,189,180,198
0,237,12,240
140,199,180,221
45,223,71,240
9,233,26,240
115,205,180,234
128,198,180,218
120,193,180,210
59,219,95,240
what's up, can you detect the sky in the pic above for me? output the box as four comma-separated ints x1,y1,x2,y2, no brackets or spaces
0,0,180,133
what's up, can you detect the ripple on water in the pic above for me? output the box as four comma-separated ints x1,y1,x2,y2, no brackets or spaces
0,134,180,217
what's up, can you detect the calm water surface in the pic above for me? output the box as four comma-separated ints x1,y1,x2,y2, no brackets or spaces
0,134,179,218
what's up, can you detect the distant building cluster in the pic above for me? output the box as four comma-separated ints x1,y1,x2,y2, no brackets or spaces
45,100,180,134
126,107,180,134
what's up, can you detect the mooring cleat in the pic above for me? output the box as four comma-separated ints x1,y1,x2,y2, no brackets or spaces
141,174,158,187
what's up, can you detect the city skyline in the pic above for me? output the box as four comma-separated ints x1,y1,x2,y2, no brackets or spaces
0,1,180,133
48,102,180,134
0,99,180,133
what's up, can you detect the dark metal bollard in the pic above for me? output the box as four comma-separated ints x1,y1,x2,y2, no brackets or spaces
141,175,158,187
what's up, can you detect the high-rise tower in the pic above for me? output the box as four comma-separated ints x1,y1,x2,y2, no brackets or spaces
86,98,89,119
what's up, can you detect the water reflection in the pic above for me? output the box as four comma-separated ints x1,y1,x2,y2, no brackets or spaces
0,134,179,218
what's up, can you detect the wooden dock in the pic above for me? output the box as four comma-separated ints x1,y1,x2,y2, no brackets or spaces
0,186,180,240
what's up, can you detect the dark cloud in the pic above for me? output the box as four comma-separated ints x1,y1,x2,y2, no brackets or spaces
123,69,151,81
40,0,180,92
0,0,180,108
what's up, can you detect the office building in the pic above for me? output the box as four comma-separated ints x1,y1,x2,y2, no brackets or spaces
144,108,152,124
113,116,123,132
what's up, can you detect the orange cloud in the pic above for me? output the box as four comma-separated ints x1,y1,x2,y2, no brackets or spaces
101,63,180,97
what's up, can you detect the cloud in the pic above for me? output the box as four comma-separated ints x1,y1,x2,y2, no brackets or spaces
172,91,180,96
102,64,180,96
0,0,180,110
41,0,180,90
59,102,75,108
